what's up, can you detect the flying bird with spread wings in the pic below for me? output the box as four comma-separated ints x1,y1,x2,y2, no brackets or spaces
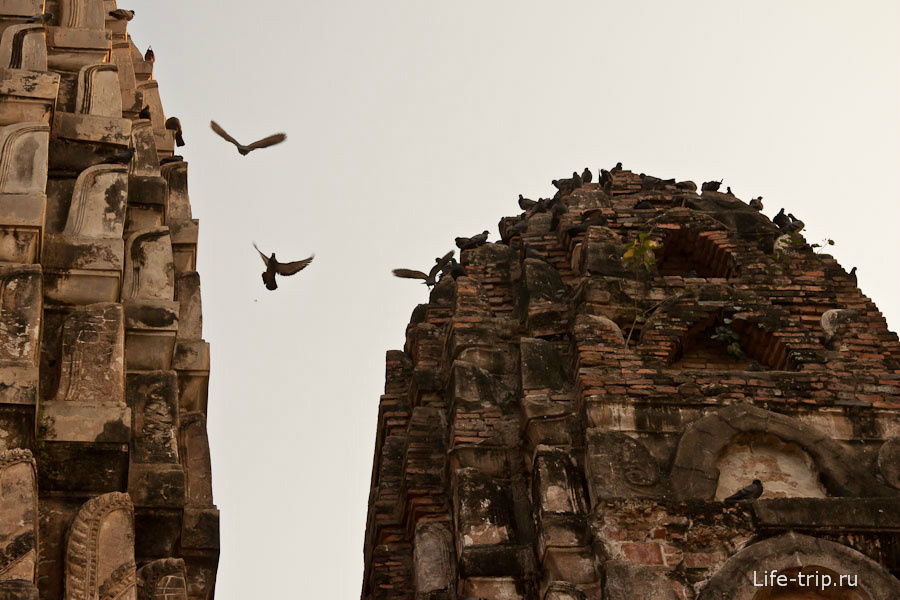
210,121,287,156
253,243,314,291
392,251,454,288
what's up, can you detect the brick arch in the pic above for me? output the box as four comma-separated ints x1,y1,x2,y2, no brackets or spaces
697,532,900,600
646,211,738,278
670,404,887,499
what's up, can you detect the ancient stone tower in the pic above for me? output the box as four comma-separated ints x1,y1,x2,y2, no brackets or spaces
0,1,217,598
362,169,900,599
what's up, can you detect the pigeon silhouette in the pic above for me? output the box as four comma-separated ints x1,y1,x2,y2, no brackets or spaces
101,148,135,165
26,12,52,23
723,479,763,503
749,197,763,211
455,231,489,250
701,180,722,192
571,171,583,189
582,168,592,184
611,162,623,173
787,213,805,232
144,46,154,62
518,194,537,211
159,155,183,165
166,117,184,147
138,105,151,120
253,243,314,291
445,258,468,280
392,251,454,288
108,9,134,20
849,267,857,283
210,120,286,156
773,208,791,231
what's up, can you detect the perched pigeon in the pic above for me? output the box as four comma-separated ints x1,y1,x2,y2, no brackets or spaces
773,208,791,231
101,148,135,164
166,117,185,147
571,171,583,189
726,186,734,196
567,209,607,235
440,258,468,280
723,479,763,503
582,167,592,184
144,46,154,62
26,12,52,23
701,180,722,192
787,213,805,232
392,251,454,288
253,242,314,291
611,161,623,173
455,231,489,250
108,9,135,20
518,194,537,210
749,197,763,211
849,267,857,282
138,105,151,120
210,120,286,156
159,155,183,165
634,200,654,210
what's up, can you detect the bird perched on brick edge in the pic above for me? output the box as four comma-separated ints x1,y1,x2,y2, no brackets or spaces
144,46,154,62
100,148,135,165
253,242,314,291
701,180,722,192
392,251,454,288
723,479,763,503
773,208,791,231
138,105,151,120
166,117,185,147
749,196,763,211
26,12,52,23
518,194,537,211
455,231,489,250
108,8,135,20
787,213,805,232
581,167,593,184
210,120,287,156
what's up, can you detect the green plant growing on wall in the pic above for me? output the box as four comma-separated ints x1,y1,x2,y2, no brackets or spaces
710,318,746,359
622,232,661,272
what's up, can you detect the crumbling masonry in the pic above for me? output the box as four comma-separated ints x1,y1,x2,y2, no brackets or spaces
363,169,900,599
0,1,217,599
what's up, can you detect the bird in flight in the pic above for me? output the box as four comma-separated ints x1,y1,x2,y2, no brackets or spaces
392,251,454,288
723,479,763,503
210,121,286,156
253,243,313,291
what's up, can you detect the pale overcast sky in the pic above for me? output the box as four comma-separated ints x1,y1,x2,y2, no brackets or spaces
122,2,899,597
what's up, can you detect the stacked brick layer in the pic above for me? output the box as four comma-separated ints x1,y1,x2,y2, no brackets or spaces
362,170,900,599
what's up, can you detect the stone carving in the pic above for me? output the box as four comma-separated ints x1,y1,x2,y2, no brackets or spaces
43,164,127,304
136,558,187,600
161,161,189,222
544,581,586,600
0,63,59,126
74,63,121,118
533,447,586,515
174,273,201,340
821,308,857,346
65,492,137,600
0,122,49,194
130,120,160,178
0,24,47,71
180,413,213,507
0,449,37,586
58,0,107,30
53,302,125,403
0,265,40,406
877,436,900,490
122,228,174,302
585,429,664,503
413,522,455,597
135,81,174,154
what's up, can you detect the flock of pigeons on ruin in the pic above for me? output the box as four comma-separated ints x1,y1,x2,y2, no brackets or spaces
391,162,838,292
29,7,310,291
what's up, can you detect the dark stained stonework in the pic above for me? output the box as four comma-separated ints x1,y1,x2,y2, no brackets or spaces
363,169,900,598
0,4,217,599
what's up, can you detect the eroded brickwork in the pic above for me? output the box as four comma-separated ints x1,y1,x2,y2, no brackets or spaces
363,170,900,599
0,2,217,598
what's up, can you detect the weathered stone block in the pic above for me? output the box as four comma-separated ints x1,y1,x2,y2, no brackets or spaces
181,506,219,550
0,69,58,126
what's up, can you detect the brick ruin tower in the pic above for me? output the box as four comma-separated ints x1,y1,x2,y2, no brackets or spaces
362,168,900,599
0,1,217,599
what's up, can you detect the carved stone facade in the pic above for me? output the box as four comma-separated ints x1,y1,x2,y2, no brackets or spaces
0,3,217,598
363,170,900,598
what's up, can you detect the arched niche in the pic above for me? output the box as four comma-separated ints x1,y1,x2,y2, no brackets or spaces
655,226,736,278
715,432,827,500
670,404,887,500
667,313,792,371
697,532,900,600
